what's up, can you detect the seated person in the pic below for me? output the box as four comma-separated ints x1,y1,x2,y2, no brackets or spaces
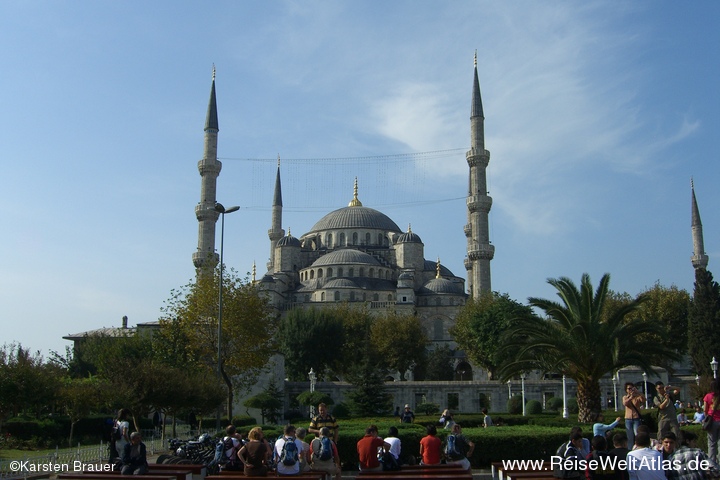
121,432,148,475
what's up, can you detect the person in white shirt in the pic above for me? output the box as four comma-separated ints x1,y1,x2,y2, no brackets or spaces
384,426,401,462
627,432,665,480
274,425,304,476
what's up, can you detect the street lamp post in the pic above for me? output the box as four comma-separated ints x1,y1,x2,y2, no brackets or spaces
712,357,718,379
308,368,317,419
612,373,618,412
507,380,512,400
642,372,649,409
215,203,239,427
562,375,568,419
521,373,526,416
696,374,700,386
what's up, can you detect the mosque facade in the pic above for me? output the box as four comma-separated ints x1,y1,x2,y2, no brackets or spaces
193,58,494,380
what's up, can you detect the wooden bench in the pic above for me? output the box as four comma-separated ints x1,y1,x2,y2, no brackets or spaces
207,472,326,479
82,469,192,480
148,463,205,480
494,463,552,480
359,468,468,476
350,475,472,480
505,471,555,480
58,475,175,480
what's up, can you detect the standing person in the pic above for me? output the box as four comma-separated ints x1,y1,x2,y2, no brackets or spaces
310,427,341,480
482,408,494,427
274,425,303,477
121,432,148,475
356,425,389,472
111,409,131,465
400,404,415,423
703,379,720,463
653,382,681,440
439,409,455,430
623,383,646,448
419,425,442,465
238,427,268,477
309,403,339,443
445,424,474,471
626,432,664,480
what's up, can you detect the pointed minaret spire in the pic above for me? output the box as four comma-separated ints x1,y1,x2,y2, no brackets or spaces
348,177,363,207
464,52,494,296
436,257,441,279
268,157,285,272
691,178,709,270
252,261,257,283
193,66,223,276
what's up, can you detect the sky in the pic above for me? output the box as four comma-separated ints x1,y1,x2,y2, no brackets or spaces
1,1,718,357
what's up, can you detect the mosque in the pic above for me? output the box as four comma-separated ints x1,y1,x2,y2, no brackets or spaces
191,58,494,383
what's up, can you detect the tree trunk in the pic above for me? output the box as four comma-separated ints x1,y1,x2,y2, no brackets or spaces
221,368,233,422
68,420,77,448
576,378,602,423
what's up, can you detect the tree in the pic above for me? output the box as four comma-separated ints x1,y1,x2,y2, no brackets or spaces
278,308,344,381
0,344,61,420
633,282,691,361
243,382,283,424
414,345,455,381
58,376,109,446
688,268,720,377
296,391,334,409
451,292,533,379
370,312,428,380
344,357,393,417
498,273,680,422
160,267,279,420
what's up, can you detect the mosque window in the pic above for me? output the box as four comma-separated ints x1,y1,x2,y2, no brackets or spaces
327,267,333,277
352,232,358,245
365,232,371,245
369,268,374,278
359,268,364,277
350,291,355,301
349,268,354,277
310,270,315,279
433,319,444,340
378,233,383,245
373,293,379,301
327,233,333,248
385,271,390,280
321,292,325,301
318,269,323,278
339,233,345,246
362,293,366,301
387,294,393,301
334,291,340,301
338,267,343,277
435,297,442,306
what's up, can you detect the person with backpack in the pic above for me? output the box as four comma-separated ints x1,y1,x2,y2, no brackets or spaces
310,427,341,480
553,432,584,479
445,423,474,470
217,425,243,471
585,435,618,480
110,408,131,466
274,425,303,476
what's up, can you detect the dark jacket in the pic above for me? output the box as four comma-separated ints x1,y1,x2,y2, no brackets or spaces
122,442,148,469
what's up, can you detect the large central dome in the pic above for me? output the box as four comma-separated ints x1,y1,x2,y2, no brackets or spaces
306,205,402,234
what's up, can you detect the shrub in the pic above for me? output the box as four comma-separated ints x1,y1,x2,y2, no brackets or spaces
567,398,579,414
331,403,350,419
526,400,543,415
507,394,523,414
416,402,440,416
546,397,563,411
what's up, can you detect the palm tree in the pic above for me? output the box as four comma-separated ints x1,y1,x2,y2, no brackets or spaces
498,273,680,422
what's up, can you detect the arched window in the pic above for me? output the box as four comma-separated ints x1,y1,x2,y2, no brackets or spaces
359,267,364,277
310,270,315,279
369,268,374,278
321,292,325,301
387,294,393,301
339,232,345,246
373,293,379,301
365,232,371,245
349,268,354,277
385,271,390,280
318,269,323,278
327,267,333,277
378,233,383,245
326,233,333,248
338,267,343,277
334,291,340,301
352,232,358,245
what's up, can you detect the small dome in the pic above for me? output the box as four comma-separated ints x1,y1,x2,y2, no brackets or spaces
397,231,422,244
422,278,463,295
424,260,454,277
277,233,301,247
260,274,275,283
398,271,413,280
312,249,381,267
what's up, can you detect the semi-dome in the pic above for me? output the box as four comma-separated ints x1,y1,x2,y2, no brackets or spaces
312,249,381,267
422,277,463,295
424,260,454,277
323,278,358,289
306,206,402,234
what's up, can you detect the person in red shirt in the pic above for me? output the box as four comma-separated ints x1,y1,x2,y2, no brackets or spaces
419,425,442,465
356,425,390,472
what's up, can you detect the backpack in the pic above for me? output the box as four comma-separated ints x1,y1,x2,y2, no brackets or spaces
213,437,236,466
553,443,579,479
314,437,333,461
587,451,615,480
111,421,123,442
280,437,299,466
445,434,463,460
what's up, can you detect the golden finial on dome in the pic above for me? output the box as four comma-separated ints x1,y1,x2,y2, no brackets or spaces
287,227,291,236
436,257,441,279
348,177,363,207
252,261,256,283
407,224,412,233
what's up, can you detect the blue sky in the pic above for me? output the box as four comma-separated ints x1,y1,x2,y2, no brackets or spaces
1,1,718,356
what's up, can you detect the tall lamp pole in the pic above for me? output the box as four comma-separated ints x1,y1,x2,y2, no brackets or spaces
562,375,568,419
215,203,239,425
642,372,649,409
712,357,718,379
521,373,526,416
612,373,618,412
309,368,317,419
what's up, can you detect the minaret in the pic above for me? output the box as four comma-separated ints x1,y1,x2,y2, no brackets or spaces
267,156,285,271
192,66,222,276
691,178,709,270
464,52,494,297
